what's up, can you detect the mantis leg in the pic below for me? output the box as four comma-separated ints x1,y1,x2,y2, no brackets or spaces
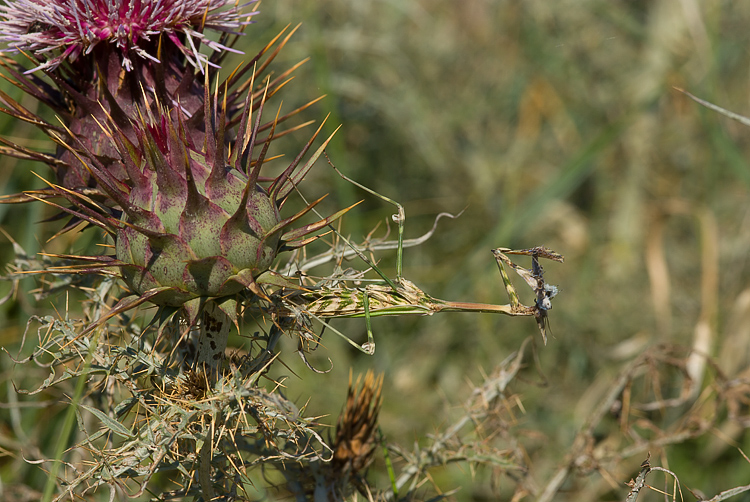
492,248,522,309
362,287,376,355
379,426,399,498
327,155,405,282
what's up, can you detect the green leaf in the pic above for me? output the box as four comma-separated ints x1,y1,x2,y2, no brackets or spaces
79,404,134,439
114,397,139,419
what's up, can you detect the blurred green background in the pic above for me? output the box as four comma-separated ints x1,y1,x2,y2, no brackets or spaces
2,0,750,500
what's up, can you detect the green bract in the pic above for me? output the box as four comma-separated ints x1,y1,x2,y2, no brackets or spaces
114,117,283,306
57,83,348,320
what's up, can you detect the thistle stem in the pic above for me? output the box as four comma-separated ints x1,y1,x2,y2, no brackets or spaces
194,301,230,499
196,301,231,372
198,437,215,500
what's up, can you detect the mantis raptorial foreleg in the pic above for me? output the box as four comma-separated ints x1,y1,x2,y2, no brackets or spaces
494,250,522,310
362,289,375,355
492,247,563,344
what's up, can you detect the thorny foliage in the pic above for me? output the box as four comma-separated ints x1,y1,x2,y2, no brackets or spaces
1,211,565,500
5,277,333,500
534,343,750,502
4,230,750,501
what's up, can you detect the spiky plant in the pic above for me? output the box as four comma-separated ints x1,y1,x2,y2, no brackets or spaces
58,82,353,365
0,0,349,368
0,0,317,201
0,0,257,189
0,2,373,498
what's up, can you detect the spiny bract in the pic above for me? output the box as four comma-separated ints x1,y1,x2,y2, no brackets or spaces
54,81,349,320
0,0,309,194
112,103,282,307
0,0,350,322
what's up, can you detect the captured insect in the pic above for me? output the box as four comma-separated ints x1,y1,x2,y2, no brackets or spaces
26,20,52,34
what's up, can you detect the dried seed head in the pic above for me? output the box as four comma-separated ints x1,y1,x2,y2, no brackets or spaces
332,370,384,477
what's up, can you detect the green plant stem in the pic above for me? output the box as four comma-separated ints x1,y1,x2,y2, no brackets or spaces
198,437,215,501
42,327,102,502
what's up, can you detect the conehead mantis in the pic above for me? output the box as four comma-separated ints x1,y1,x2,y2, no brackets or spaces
262,157,565,355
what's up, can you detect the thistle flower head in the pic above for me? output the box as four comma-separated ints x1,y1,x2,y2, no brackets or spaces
0,0,256,72
0,0,344,324
0,1,310,197
45,76,352,324
0,0,267,191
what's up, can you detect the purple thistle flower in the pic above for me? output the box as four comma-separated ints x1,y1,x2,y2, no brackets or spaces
0,0,257,72
0,0,313,193
0,0,336,326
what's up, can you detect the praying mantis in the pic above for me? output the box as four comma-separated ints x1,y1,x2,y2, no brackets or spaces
260,160,565,355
